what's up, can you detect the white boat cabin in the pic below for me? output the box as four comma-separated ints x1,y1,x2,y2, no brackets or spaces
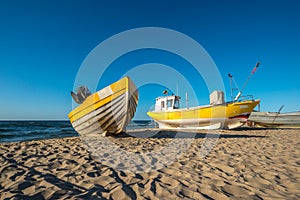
154,95,180,111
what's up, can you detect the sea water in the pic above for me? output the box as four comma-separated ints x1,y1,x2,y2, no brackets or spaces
0,120,154,143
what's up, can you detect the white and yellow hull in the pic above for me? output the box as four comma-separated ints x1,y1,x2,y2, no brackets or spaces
147,100,260,130
68,77,138,136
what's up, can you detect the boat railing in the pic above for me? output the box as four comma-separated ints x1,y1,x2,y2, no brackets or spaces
235,94,255,102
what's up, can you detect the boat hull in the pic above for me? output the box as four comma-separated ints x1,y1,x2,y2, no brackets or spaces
147,100,260,130
249,111,300,128
68,77,138,136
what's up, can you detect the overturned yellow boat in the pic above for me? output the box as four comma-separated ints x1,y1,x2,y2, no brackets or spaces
68,77,138,136
147,91,260,130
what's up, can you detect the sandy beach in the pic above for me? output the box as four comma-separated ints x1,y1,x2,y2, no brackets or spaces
1,128,299,199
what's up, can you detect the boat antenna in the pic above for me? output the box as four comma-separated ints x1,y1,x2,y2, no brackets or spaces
186,92,189,109
234,61,260,101
228,73,240,101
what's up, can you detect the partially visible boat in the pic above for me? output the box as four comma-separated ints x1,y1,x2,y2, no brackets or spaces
68,77,138,136
147,91,260,130
248,111,300,128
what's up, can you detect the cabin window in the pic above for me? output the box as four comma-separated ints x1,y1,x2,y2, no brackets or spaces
167,99,173,108
161,101,165,109
174,99,179,109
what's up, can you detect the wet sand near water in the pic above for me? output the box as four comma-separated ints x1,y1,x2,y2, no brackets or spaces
0,128,299,199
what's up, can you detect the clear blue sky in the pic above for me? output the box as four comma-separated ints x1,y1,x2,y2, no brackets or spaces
0,0,299,120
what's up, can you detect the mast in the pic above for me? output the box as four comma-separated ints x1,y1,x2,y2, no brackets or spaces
229,74,233,101
228,73,240,102
233,61,260,101
186,92,189,109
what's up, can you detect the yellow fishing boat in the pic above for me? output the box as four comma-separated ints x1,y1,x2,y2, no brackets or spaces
68,77,138,136
148,62,261,130
147,91,260,129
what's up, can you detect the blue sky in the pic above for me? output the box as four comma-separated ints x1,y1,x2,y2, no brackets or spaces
0,0,299,120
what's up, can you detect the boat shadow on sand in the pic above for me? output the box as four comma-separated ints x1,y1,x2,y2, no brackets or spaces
0,152,135,199
118,128,268,139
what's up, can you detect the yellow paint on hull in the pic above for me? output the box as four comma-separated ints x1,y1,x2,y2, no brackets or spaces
147,100,260,129
68,77,133,123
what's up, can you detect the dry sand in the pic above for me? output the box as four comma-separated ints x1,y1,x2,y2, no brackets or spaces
0,128,299,199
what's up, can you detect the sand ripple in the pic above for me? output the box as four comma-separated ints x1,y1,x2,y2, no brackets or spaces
0,129,299,199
